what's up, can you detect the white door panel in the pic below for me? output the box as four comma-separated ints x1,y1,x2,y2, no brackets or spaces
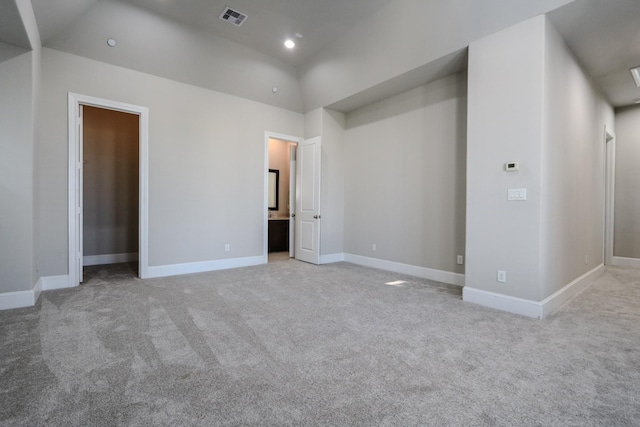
299,220,316,251
295,136,321,264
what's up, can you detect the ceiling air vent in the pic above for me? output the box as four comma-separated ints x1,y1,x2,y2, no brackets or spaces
219,6,248,27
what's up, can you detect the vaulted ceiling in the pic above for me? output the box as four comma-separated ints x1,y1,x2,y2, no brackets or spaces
3,0,640,109
548,0,640,108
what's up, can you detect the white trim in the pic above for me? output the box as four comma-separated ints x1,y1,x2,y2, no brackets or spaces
463,264,604,319
264,132,303,264
611,256,640,268
83,253,138,266
604,126,616,265
33,277,43,302
344,253,465,286
41,275,73,291
147,256,264,279
320,253,345,264
68,93,150,284
539,264,604,318
0,279,43,311
463,287,542,318
0,290,37,311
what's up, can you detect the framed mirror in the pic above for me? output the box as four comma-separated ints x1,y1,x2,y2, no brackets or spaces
268,169,279,211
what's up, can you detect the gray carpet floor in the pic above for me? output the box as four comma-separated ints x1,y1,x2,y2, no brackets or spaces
1,260,639,426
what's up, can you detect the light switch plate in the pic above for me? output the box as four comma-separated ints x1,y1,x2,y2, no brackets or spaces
508,188,527,201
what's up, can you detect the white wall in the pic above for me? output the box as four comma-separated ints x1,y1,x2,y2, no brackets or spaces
613,105,640,259
466,15,613,308
304,108,322,139
467,16,546,302
344,73,467,273
0,0,42,297
298,0,573,112
38,48,303,276
320,109,345,258
0,50,35,293
541,19,614,298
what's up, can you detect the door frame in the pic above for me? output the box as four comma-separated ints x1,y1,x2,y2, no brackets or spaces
604,125,616,265
68,93,150,284
289,144,296,258
263,131,302,263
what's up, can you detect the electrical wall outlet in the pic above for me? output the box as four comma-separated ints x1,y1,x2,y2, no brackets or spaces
497,270,506,283
457,255,464,265
225,244,231,252
372,243,376,251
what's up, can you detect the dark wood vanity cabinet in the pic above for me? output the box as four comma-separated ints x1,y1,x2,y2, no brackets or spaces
268,219,289,252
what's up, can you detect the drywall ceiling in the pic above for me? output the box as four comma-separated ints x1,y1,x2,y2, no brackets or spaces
548,0,640,108
33,0,394,67
31,0,98,43
0,0,31,49
122,0,395,66
12,0,640,110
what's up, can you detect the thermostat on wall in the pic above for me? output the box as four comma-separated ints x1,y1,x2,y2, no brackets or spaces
505,162,519,171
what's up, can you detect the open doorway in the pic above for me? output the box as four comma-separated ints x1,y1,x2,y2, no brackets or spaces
266,136,298,263
68,93,149,286
263,132,322,265
82,106,139,275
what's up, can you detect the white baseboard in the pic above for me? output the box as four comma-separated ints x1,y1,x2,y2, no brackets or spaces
147,255,265,279
84,252,138,266
539,264,604,317
343,253,465,286
463,287,542,318
320,253,345,264
0,290,38,311
0,277,43,311
611,256,640,268
41,275,73,291
463,264,605,319
0,273,77,311
33,277,43,303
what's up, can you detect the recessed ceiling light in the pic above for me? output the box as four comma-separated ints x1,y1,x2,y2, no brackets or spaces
107,38,116,47
284,39,295,49
631,66,640,87
272,86,278,93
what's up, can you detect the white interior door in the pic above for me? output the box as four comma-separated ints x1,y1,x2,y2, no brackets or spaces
295,136,321,264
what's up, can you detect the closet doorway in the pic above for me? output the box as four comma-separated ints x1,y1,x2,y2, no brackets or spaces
82,106,139,271
68,93,149,285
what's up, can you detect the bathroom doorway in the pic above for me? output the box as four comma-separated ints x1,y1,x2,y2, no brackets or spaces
264,133,301,263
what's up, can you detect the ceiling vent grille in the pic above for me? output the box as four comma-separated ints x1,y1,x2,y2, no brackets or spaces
219,6,248,27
